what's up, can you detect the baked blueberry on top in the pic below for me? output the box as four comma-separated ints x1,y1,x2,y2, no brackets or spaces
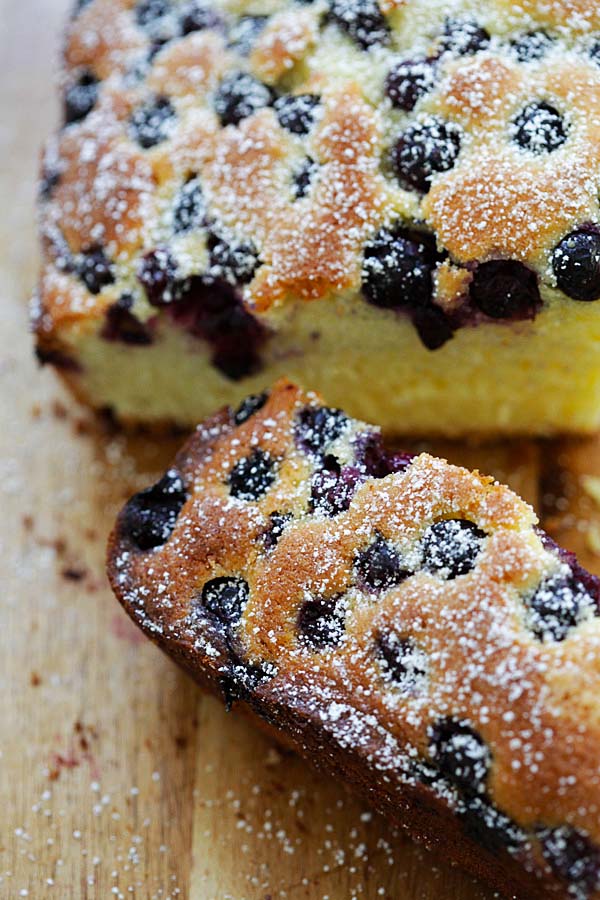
64,70,99,125
228,448,276,501
512,101,568,154
296,405,348,455
227,15,268,55
362,227,436,309
525,568,599,642
274,94,320,135
510,30,554,63
420,519,486,578
297,595,346,648
37,0,600,435
76,245,115,295
438,17,490,56
385,58,437,111
429,718,491,796
355,535,409,591
376,632,427,690
122,468,187,550
172,176,205,234
552,229,600,302
213,71,273,127
200,576,250,627
393,116,462,193
327,0,390,50
137,248,180,305
180,1,223,35
129,95,175,148
109,381,600,899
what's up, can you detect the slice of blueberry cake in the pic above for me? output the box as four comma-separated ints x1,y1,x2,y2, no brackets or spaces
108,380,600,899
35,0,600,435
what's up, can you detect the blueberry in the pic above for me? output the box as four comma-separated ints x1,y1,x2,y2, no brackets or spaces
538,826,600,894
130,96,175,148
64,70,99,125
469,260,541,320
101,294,153,345
233,392,268,425
376,632,426,690
262,511,292,550
429,718,491,796
297,596,346,649
362,227,435,309
393,117,462,193
292,156,318,200
229,449,276,501
166,276,267,380
35,346,81,372
296,406,349,455
213,71,273,127
138,248,181,305
76,245,115,294
512,101,568,154
227,16,268,55
218,656,276,710
591,39,600,67
355,535,409,592
327,0,390,50
552,228,600,302
134,0,179,44
46,228,76,274
385,58,437,112
274,94,320,135
180,1,223,35
72,0,93,15
540,531,600,584
526,569,596,642
207,233,259,285
173,176,205,233
385,452,415,473
122,469,187,550
200,576,249,627
420,519,486,579
39,169,61,202
439,18,490,56
510,30,554,63
413,304,454,350
310,456,362,517
135,0,171,28
148,37,173,60
353,432,414,478
461,797,526,854
352,433,393,478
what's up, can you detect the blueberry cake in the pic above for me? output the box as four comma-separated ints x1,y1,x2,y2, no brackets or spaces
36,0,600,435
108,380,600,898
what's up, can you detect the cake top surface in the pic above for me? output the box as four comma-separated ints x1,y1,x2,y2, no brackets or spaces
39,0,600,344
109,379,600,896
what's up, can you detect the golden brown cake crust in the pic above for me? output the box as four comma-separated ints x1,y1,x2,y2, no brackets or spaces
108,380,600,899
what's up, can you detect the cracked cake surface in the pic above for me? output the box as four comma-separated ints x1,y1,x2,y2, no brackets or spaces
35,0,600,433
108,379,600,899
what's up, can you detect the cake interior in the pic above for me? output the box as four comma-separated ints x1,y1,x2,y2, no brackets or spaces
50,285,600,435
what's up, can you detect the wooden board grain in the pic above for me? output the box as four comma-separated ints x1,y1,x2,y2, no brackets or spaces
1,2,599,898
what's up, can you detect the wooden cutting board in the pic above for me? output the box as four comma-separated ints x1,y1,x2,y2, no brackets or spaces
3,2,600,896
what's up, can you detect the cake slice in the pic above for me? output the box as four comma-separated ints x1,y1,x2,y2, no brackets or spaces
35,0,600,435
108,379,600,899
